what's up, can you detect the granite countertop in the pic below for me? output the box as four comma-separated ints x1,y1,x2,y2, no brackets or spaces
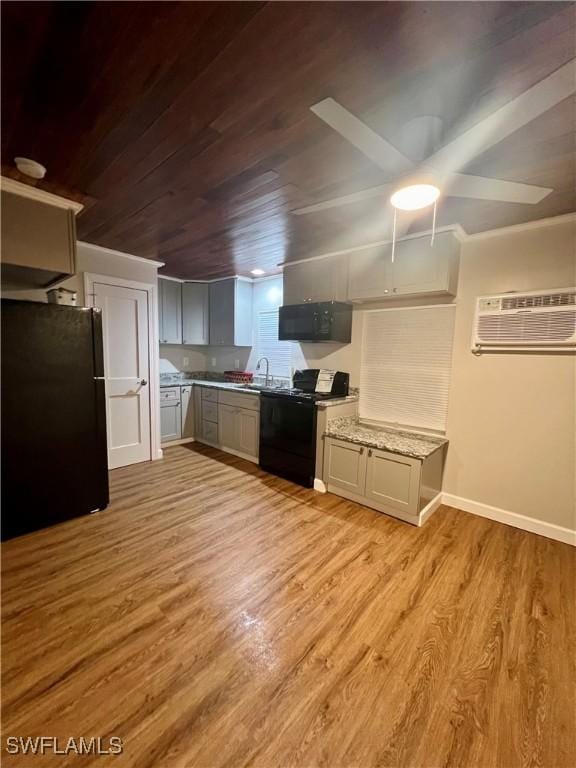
160,375,259,394
316,394,359,409
324,416,447,460
160,375,360,406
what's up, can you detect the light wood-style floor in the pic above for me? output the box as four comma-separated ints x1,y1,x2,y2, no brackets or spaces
2,444,575,768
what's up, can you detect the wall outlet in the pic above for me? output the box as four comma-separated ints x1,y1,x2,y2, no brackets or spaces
211,357,216,367
183,356,189,367
234,359,240,369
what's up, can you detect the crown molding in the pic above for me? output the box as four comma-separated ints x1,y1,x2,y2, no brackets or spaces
78,240,165,267
1,176,84,213
465,212,576,241
280,224,468,269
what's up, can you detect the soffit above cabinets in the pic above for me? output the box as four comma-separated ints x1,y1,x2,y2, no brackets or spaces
2,2,574,280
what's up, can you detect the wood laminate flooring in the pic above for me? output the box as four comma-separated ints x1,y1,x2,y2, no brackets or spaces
2,444,575,768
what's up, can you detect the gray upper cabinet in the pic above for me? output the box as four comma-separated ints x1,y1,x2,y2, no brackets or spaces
1,190,77,289
346,230,460,302
159,278,182,344
182,282,209,345
347,243,393,301
283,255,348,305
209,278,253,346
391,231,459,297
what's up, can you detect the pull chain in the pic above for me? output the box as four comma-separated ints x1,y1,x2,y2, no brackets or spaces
391,208,397,263
431,198,437,246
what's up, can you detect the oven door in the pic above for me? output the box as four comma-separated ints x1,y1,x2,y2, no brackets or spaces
259,394,316,458
278,304,331,342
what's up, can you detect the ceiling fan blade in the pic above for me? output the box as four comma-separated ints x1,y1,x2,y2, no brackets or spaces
311,98,415,176
426,59,576,174
445,173,553,204
292,183,393,215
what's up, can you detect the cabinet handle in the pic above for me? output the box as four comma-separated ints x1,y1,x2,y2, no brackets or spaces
368,449,372,457
359,447,364,455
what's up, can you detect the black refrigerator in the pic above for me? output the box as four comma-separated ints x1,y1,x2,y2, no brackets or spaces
1,299,109,540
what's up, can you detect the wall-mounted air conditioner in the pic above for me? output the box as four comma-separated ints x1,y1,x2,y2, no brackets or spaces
471,288,576,353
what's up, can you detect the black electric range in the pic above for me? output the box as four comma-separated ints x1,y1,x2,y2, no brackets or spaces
259,369,349,488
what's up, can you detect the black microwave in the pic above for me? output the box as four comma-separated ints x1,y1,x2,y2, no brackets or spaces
278,301,352,343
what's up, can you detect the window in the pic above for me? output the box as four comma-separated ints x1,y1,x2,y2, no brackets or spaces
360,305,456,431
253,309,293,379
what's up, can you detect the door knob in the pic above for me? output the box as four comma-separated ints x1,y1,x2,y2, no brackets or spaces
139,379,148,386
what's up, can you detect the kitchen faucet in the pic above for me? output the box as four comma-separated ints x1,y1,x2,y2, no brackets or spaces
256,357,270,387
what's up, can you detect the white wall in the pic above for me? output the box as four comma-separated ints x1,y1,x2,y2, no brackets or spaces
444,217,575,531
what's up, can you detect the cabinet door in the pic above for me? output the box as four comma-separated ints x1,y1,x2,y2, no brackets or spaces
218,404,238,451
160,279,182,344
160,403,182,442
283,256,347,305
182,283,209,345
1,191,76,277
347,243,392,300
181,386,194,438
365,448,420,515
209,280,235,345
237,408,259,459
391,232,458,296
324,438,367,495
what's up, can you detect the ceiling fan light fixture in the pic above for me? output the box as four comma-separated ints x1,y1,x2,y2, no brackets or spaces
390,183,440,211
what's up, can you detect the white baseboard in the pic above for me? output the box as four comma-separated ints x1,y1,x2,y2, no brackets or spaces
442,493,576,546
314,478,327,493
419,493,442,525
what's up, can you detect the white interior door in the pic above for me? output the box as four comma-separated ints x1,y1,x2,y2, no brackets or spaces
93,282,151,469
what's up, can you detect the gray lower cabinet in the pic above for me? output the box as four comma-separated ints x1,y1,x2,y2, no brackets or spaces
217,391,259,461
323,437,428,523
237,409,259,458
364,448,421,514
209,278,253,346
181,385,194,438
160,387,182,442
323,439,367,495
159,278,182,344
194,386,259,461
182,282,209,345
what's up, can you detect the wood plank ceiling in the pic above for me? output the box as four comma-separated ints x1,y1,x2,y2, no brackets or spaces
2,1,575,279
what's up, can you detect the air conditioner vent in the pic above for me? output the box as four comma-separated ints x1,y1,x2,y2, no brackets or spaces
477,310,576,343
501,292,575,310
472,288,576,352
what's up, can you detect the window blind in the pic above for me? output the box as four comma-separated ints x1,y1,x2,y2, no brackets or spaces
254,310,293,378
360,305,456,431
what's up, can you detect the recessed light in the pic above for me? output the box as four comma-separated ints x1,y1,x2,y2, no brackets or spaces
14,157,47,180
390,184,440,211
251,269,265,276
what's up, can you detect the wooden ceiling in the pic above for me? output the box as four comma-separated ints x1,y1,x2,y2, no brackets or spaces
2,2,575,279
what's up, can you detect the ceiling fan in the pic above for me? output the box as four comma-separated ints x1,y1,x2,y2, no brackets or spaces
292,60,575,217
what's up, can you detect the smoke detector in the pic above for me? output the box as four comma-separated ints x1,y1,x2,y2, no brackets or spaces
14,157,47,180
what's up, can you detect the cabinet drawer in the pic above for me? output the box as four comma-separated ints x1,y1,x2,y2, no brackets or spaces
160,387,181,405
201,387,219,402
202,401,218,423
202,420,219,444
219,391,260,411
